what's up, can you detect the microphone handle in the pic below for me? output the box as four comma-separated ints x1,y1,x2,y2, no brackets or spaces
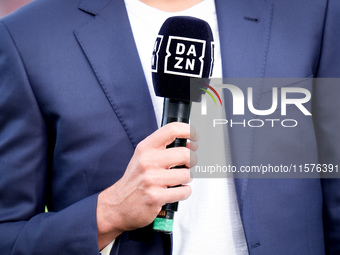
153,98,191,233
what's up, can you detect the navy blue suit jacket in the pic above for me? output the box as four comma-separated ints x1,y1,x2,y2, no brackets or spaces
0,0,339,254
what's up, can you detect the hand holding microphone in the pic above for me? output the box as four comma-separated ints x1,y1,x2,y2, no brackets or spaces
97,123,197,249
151,16,214,232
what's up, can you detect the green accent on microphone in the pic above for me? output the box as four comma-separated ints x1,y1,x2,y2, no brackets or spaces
153,217,174,233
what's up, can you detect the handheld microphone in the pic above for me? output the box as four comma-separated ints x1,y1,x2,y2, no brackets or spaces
151,16,214,233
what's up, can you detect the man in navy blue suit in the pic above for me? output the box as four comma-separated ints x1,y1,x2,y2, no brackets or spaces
0,0,339,254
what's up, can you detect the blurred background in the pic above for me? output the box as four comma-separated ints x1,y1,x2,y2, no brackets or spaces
0,0,33,18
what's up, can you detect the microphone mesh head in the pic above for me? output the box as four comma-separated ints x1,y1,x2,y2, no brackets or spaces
152,16,214,102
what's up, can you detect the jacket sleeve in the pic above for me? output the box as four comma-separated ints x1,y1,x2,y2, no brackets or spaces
314,0,340,253
0,21,101,255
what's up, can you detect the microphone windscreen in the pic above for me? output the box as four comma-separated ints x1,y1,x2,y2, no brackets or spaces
151,16,214,102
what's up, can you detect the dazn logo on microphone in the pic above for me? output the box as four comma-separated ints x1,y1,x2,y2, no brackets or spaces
152,36,208,78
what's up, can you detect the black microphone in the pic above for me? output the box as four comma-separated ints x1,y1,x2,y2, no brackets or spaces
151,16,214,233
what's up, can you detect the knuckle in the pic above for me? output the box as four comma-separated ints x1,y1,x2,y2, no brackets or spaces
167,122,185,135
165,123,177,135
135,141,146,154
142,173,156,188
134,147,143,159
144,189,160,206
138,156,151,172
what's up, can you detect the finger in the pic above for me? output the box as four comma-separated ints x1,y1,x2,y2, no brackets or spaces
159,168,192,188
157,147,198,169
186,140,199,151
142,123,198,149
189,125,199,142
161,185,192,203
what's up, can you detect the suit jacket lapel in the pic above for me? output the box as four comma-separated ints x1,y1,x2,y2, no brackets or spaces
215,0,274,213
74,0,158,148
